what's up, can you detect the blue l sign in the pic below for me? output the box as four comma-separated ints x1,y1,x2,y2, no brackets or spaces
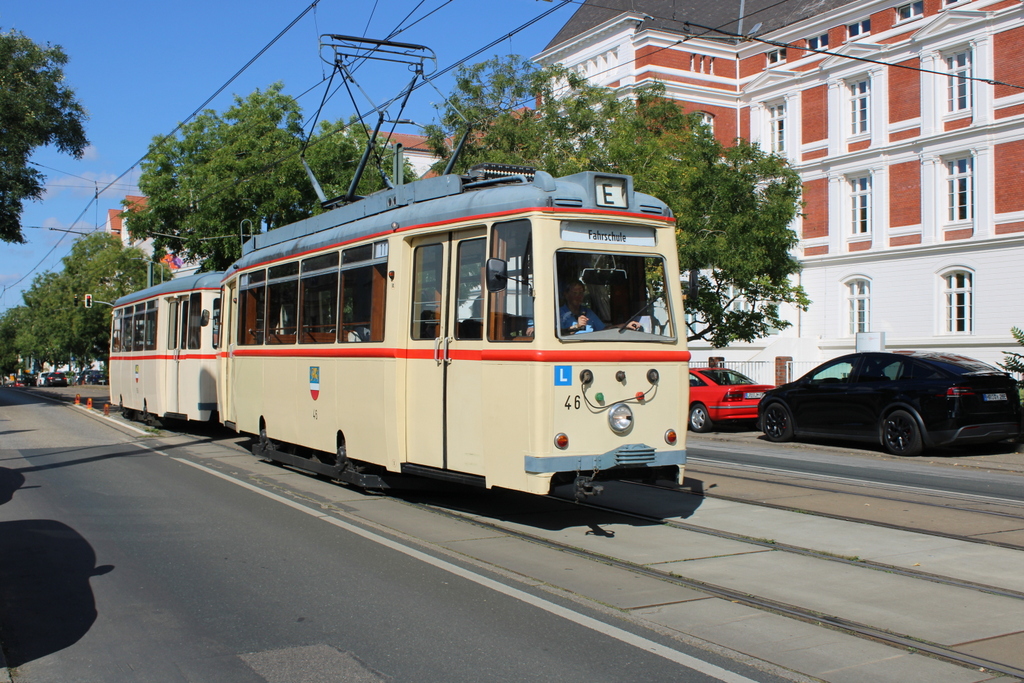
554,366,572,386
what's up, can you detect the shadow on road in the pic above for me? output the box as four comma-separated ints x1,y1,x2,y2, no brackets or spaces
0,518,113,667
0,467,25,505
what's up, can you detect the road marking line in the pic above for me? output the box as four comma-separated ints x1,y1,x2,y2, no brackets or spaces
171,457,759,683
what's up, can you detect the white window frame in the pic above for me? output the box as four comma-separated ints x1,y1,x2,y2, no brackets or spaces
767,48,787,65
896,1,924,22
807,33,828,51
848,175,872,235
946,49,972,114
695,111,715,135
846,279,871,335
848,19,871,40
848,78,870,136
946,156,974,223
767,102,786,154
941,270,973,334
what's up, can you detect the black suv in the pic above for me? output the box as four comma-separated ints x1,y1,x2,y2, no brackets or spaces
759,351,1021,455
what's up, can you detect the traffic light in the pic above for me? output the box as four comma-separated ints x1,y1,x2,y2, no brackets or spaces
84,294,93,308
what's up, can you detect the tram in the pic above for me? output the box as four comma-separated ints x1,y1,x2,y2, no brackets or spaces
217,164,691,496
109,271,223,424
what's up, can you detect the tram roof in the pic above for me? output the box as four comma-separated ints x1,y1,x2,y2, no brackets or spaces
114,271,226,307
230,170,673,273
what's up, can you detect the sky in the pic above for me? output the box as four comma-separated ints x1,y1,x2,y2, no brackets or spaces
0,0,580,314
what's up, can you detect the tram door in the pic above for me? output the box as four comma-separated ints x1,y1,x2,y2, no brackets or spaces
406,229,487,475
165,297,184,416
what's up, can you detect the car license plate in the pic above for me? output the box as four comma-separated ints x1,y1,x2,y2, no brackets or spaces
983,393,1007,401
744,391,765,399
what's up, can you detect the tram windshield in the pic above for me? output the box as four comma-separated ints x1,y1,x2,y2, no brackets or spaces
555,251,674,341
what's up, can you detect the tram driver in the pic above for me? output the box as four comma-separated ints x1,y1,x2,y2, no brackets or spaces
559,281,641,334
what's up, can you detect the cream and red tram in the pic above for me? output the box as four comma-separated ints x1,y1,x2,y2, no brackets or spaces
110,272,224,424
218,166,690,496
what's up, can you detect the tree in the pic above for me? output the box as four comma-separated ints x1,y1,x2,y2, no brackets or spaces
4,233,155,370
0,29,89,243
130,84,393,271
1001,327,1024,376
427,58,808,347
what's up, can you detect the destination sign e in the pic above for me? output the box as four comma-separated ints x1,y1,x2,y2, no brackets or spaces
595,176,628,208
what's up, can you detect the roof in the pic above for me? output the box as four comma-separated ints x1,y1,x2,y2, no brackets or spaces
544,0,859,51
232,170,672,273
114,271,225,307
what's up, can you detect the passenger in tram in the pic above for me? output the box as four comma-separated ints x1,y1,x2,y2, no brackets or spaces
559,281,641,334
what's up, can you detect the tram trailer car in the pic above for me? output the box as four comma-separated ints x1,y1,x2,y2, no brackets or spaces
110,272,224,424
216,165,690,497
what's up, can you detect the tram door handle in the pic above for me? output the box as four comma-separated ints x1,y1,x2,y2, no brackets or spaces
433,336,443,365
442,336,453,365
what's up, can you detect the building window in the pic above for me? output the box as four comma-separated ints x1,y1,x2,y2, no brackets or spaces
849,79,870,135
946,157,973,222
848,19,871,39
896,2,924,21
807,33,828,51
946,50,972,113
768,102,786,154
847,279,871,334
695,111,715,135
767,48,786,65
849,175,872,235
943,271,973,333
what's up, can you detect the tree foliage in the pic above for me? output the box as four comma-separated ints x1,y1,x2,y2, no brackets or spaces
0,233,156,371
130,84,394,270
0,28,89,244
1000,326,1024,377
427,57,808,347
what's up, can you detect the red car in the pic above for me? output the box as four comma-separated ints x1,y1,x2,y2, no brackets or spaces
688,367,774,432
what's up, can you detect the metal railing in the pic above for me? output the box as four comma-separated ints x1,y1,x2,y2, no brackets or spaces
716,360,773,386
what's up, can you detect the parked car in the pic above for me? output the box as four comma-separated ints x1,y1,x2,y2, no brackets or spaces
42,371,69,387
79,370,107,385
14,373,35,387
688,367,774,432
758,351,1022,456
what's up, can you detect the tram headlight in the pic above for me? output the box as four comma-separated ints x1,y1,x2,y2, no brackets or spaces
608,403,633,433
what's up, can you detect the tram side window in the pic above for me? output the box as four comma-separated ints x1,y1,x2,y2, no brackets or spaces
111,309,123,353
267,262,299,344
212,296,221,349
120,308,133,352
411,243,443,340
186,292,203,349
488,219,534,341
240,270,266,345
144,300,158,351
341,241,387,342
455,238,485,340
132,304,146,351
167,300,179,350
300,252,339,344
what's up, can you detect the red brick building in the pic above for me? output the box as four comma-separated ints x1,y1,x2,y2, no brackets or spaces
538,0,1024,374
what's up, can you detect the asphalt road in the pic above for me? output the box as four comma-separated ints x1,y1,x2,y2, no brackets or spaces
0,388,784,683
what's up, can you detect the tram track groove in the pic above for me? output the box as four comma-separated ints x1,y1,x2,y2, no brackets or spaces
410,495,1024,680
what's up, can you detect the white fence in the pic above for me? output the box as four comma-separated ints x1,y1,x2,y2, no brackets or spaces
716,360,773,386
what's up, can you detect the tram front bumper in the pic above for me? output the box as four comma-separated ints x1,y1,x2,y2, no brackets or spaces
523,444,685,475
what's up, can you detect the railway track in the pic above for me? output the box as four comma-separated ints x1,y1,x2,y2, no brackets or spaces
399,480,1024,679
